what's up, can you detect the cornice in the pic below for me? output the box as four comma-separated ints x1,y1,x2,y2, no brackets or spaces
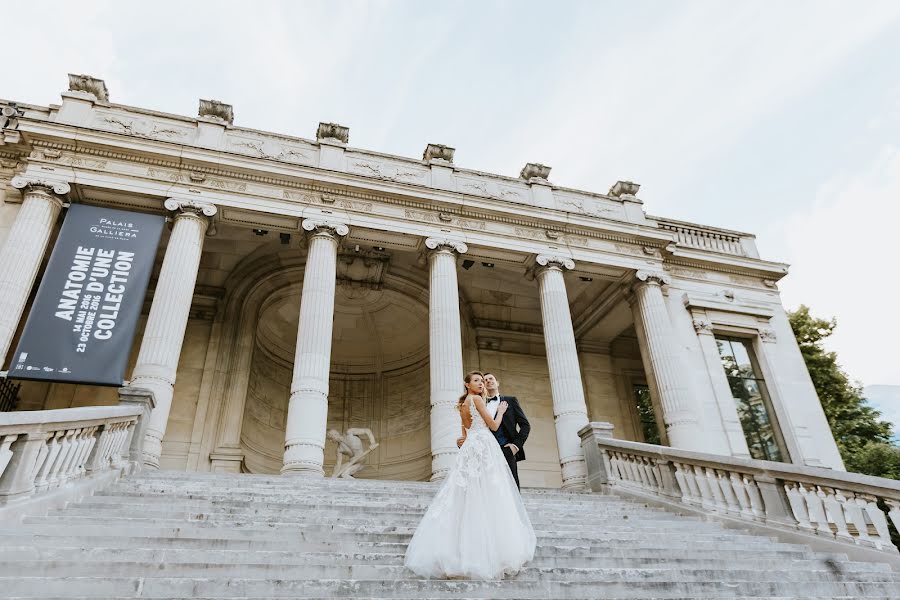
23,139,673,249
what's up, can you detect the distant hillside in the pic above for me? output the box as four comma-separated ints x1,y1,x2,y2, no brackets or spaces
863,385,900,443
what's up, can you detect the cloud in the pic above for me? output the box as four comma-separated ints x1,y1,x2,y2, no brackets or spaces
768,145,900,386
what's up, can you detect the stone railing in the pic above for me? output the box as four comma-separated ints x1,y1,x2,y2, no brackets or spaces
580,423,900,556
0,403,147,506
657,220,747,256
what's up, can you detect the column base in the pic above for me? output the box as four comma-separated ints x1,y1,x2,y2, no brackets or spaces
281,465,325,477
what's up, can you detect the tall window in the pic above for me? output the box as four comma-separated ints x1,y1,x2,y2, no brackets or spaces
715,335,785,462
632,384,661,445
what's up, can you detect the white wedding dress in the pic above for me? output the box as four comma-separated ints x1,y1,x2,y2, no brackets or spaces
404,396,536,579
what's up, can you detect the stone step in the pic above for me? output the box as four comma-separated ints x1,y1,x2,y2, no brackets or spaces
52,506,712,531
68,496,684,523
2,560,898,583
84,492,668,515
102,486,629,510
1,576,897,598
0,535,831,560
15,516,782,545
0,546,879,572
7,597,898,600
88,494,671,521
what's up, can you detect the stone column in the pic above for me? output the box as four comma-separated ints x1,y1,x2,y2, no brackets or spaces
0,177,70,366
282,219,348,476
130,199,216,469
629,270,703,449
535,255,590,490
425,237,468,481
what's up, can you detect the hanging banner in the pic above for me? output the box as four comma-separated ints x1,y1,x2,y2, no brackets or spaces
8,203,164,386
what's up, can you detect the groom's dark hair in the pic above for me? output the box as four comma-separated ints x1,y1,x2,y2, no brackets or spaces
483,372,495,379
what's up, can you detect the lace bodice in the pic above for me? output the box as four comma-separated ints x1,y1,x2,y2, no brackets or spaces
467,396,489,431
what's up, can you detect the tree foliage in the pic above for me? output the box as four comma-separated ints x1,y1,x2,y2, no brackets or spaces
788,305,897,478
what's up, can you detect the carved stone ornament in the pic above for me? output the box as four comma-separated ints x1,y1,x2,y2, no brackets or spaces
302,218,350,237
763,279,778,289
635,270,671,286
608,180,640,198
520,163,552,181
317,122,349,144
11,176,71,196
692,318,714,335
536,254,575,271
758,329,777,343
423,143,455,163
67,73,109,102
424,237,468,254
164,198,218,218
198,99,234,125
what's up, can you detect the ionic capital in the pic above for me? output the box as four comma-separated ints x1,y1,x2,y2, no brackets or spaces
301,218,349,238
11,176,71,199
424,237,468,255
535,254,575,273
164,198,217,221
634,270,671,287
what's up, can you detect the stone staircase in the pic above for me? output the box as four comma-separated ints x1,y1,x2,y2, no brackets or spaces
1,471,898,599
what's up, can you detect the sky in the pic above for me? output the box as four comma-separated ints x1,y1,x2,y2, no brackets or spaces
3,1,899,410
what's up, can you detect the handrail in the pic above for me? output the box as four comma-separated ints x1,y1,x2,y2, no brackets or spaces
579,422,900,555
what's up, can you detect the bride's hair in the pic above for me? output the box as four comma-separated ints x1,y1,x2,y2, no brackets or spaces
457,371,484,411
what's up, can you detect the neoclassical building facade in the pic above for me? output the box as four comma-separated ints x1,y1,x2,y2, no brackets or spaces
0,75,844,489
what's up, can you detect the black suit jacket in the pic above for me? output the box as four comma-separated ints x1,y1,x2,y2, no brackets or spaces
491,395,530,462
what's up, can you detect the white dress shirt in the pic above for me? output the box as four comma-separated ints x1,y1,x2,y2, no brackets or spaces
485,394,501,419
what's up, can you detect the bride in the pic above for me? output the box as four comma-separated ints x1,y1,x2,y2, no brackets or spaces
404,371,536,580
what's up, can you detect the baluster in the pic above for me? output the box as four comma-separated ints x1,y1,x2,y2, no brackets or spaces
58,428,84,482
784,482,813,531
679,463,702,505
606,451,621,484
636,457,652,490
47,429,75,488
717,470,741,514
886,499,900,539
821,487,852,541
859,494,895,551
34,431,63,490
73,426,96,476
0,434,17,478
729,472,754,519
672,462,691,503
81,426,100,473
30,433,51,482
705,467,727,512
111,422,129,465
800,484,832,536
600,449,614,485
624,454,640,486
743,474,765,518
840,491,873,546
65,428,87,480
692,465,715,510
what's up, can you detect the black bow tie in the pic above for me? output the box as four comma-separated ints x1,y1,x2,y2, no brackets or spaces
488,396,500,402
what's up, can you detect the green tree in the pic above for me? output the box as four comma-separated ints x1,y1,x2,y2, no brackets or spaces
788,305,897,479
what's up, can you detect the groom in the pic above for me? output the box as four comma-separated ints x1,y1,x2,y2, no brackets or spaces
459,372,531,489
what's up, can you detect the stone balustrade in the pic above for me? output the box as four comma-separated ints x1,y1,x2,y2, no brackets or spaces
580,422,900,555
0,405,145,505
657,220,747,256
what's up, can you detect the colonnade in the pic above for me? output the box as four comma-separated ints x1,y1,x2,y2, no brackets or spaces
0,194,703,488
